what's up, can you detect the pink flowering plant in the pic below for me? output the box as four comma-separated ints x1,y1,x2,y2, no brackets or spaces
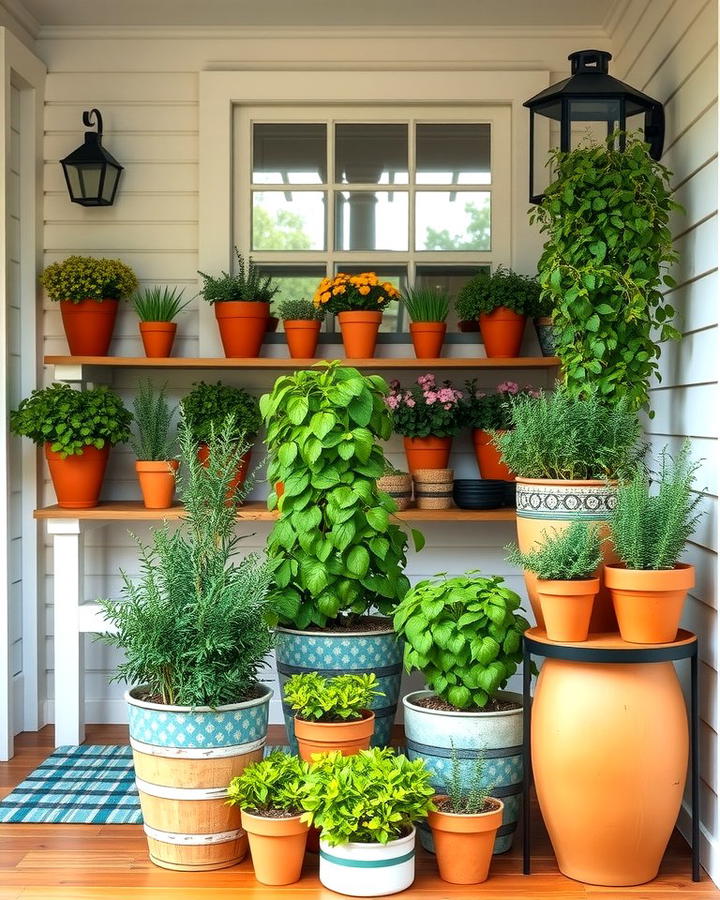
461,380,541,431
386,374,464,438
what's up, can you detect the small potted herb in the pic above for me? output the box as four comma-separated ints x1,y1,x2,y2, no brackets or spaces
130,380,178,510
401,287,450,359
301,748,435,896
10,383,131,508
377,460,412,511
132,286,191,358
40,255,138,356
198,248,279,358
284,672,383,760
227,751,310,886
507,521,603,642
277,298,324,359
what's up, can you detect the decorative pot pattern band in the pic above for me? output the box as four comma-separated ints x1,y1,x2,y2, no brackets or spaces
516,481,616,519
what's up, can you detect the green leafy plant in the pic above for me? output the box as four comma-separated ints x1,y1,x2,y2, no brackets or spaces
10,383,132,458
461,380,540,431
506,521,603,580
401,287,449,323
493,388,644,480
531,135,681,412
181,381,261,444
454,266,542,319
262,362,422,629
129,380,175,461
300,748,435,845
393,572,528,710
610,441,705,570
40,255,138,303
97,417,273,706
132,286,191,322
386,374,464,438
198,248,279,304
277,298,324,321
445,744,494,815
227,751,309,815
284,673,383,722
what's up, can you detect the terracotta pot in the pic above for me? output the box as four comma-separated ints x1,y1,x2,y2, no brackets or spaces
606,563,694,644
403,436,452,473
284,320,321,359
409,322,446,359
337,310,382,358
413,468,454,510
532,658,688,885
197,443,252,503
294,711,375,762
472,429,513,481
60,298,118,356
214,301,269,358
536,577,599,643
139,322,177,358
45,443,109,509
428,797,504,884
135,460,179,510
376,473,412,511
515,477,618,632
240,810,308,886
478,307,526,358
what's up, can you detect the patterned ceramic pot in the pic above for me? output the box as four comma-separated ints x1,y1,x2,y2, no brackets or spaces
275,624,402,752
403,690,522,855
534,317,559,357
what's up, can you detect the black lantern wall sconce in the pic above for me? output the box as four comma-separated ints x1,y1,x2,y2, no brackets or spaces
524,49,665,203
60,109,123,207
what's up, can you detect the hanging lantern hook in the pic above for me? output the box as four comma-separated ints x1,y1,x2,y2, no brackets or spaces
82,108,103,135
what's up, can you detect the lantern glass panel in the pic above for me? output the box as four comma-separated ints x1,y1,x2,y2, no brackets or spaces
102,164,121,203
78,164,103,200
568,98,622,147
64,165,82,199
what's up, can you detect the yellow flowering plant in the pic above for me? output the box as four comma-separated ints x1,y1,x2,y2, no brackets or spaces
40,256,138,304
313,272,400,316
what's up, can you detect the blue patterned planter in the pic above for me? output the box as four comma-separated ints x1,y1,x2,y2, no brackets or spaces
534,317,559,357
275,624,403,752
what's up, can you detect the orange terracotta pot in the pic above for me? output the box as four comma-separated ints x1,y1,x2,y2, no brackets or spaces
403,436,452,474
214,301,269,358
294,712,375,762
532,657,688,885
240,810,308,886
537,578,599,643
60,298,118,356
197,443,252,504
284,320,321,359
45,443,109,509
275,481,285,497
606,563,694,644
135,460,179,510
478,307,526,358
409,322,446,359
472,429,513,481
139,322,177,358
337,310,382,358
428,797,504,885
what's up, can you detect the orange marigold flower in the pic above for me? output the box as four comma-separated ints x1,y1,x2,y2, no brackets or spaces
358,285,371,296
335,285,346,294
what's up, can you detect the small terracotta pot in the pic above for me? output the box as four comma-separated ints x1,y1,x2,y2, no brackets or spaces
337,310,382,358
135,460,179,510
413,468,454,510
45,443,109,509
240,810,308,886
60,298,118,356
472,429,513,481
605,563,694,644
409,322,446,359
214,301,269,358
403,436,452,473
428,797,504,885
294,711,375,762
376,473,412,511
139,322,176,358
284,320,321,359
197,443,252,503
537,577,600,643
478,307,526,358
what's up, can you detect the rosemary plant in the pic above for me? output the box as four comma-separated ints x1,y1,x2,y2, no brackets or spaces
401,287,450,323
132,286,191,322
198,248,279,304
446,744,494,815
506,521,603,581
129,380,176,461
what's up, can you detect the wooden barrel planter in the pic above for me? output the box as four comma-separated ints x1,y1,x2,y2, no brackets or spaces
126,684,272,871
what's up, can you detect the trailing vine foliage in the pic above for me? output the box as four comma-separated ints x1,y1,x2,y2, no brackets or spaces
531,134,681,411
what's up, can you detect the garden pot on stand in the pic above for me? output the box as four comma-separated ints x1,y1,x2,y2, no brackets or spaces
605,563,694,643
284,320,321,359
294,711,375,761
319,828,416,897
409,322,446,359
240,810,308,886
472,429,513,481
534,317,558,357
197,443,252,503
537,577,599,642
135,460,179,510
428,798,504,884
45,443,109,509
214,301,269,357
337,311,382,358
139,322,176,358
478,307,526,358
403,436,452,473
60,298,118,356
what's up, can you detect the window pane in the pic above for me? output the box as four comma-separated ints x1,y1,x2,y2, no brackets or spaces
415,265,489,330
334,265,407,332
252,191,326,251
415,191,491,251
416,123,491,184
252,123,326,184
260,266,328,332
335,124,408,184
335,191,408,251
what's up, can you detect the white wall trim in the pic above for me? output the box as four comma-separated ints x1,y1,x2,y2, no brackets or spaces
0,1,39,42
678,800,720,884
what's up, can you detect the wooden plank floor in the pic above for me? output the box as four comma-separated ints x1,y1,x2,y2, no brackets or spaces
0,725,716,899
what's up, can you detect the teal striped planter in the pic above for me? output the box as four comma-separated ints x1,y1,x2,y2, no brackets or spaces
319,829,416,895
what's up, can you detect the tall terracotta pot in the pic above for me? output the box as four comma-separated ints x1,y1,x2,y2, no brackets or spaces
214,301,269,358
337,310,382,358
472,429,513,481
409,322,446,359
60,298,118,356
403,436,452,473
135,460,179,510
284,320,321,359
294,711,375,761
197,443,252,503
139,322,176,358
240,810,308,886
478,307,526,358
45,443,109,509
606,563,694,644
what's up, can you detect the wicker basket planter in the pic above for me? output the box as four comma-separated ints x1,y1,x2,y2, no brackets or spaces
377,473,413,510
413,469,454,510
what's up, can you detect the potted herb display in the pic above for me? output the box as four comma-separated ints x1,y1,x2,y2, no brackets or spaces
132,285,190,358
301,748,435,897
277,298,324,359
454,267,542,358
507,521,603,642
394,572,528,854
401,286,449,359
10,383,131,509
606,442,704,643
312,272,400,358
377,461,413,511
40,255,138,356
227,751,310,886
198,248,279,358
98,420,274,871
130,379,178,510
386,374,464,473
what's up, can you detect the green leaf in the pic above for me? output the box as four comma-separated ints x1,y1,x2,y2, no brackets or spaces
366,507,389,532
346,546,370,578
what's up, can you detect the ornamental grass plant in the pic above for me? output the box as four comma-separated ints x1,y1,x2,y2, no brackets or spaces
284,673,383,723
40,255,138,302
386,374,464,438
132,286,191,322
506,521,603,581
401,287,450,323
129,380,176,461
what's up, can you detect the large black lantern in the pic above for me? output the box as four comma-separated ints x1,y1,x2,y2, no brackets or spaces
524,49,664,203
60,109,123,206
